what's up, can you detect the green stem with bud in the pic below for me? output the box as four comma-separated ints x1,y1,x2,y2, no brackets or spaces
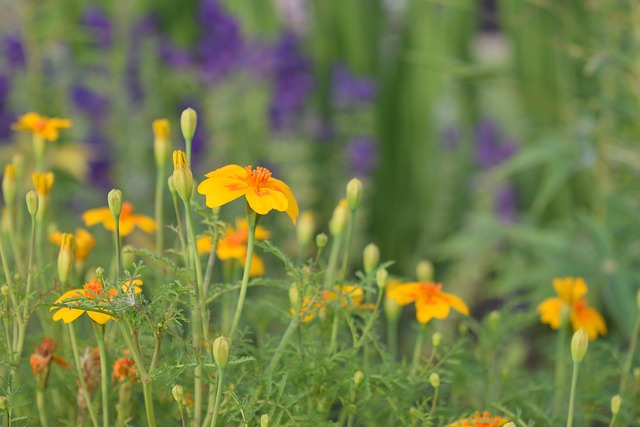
566,359,581,427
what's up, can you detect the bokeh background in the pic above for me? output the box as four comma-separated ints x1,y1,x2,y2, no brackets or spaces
1,0,638,341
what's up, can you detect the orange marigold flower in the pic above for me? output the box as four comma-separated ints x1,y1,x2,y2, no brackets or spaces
82,201,155,236
29,338,68,376
50,228,96,262
197,164,299,224
12,112,72,141
197,218,270,276
387,281,469,324
537,277,606,340
112,355,137,383
50,278,142,324
447,411,510,427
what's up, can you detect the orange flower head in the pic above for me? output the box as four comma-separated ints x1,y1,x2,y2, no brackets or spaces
12,112,72,141
197,164,299,224
447,411,510,427
112,355,137,383
387,281,469,324
82,201,155,236
292,285,373,323
537,277,607,339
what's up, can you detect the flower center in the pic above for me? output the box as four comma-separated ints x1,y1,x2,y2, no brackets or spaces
245,166,272,188
121,202,134,218
419,282,442,296
35,119,47,131
83,279,104,298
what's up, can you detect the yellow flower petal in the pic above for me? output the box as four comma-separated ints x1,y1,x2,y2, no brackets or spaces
416,297,451,324
82,207,113,227
197,235,213,254
198,165,249,208
247,254,264,276
52,307,84,323
131,214,156,233
245,187,288,215
441,292,470,316
387,283,421,306
553,277,587,304
87,311,114,324
266,177,299,224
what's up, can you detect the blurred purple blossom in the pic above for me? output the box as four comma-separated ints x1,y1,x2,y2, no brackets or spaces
331,64,377,107
196,0,244,83
85,130,113,190
269,32,313,132
3,34,25,70
0,75,13,140
70,84,110,120
80,5,112,50
125,14,160,104
495,183,518,223
474,119,517,168
158,39,192,69
346,136,378,177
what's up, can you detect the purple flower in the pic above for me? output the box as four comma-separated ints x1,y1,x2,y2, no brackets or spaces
158,39,192,69
346,136,377,177
84,130,113,190
269,32,313,132
196,0,244,83
331,64,377,107
70,85,110,120
494,183,518,224
125,14,160,104
80,5,112,50
474,119,517,168
3,34,25,70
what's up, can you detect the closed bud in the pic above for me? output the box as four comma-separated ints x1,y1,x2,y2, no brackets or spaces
376,268,388,290
428,372,440,388
289,283,300,309
363,243,380,274
108,189,123,218
260,414,270,427
611,394,621,415
571,328,589,363
25,191,39,216
1,285,9,296
487,310,501,331
152,119,171,167
57,233,74,285
316,233,328,250
180,108,197,141
431,332,442,347
2,164,16,207
329,199,349,236
172,384,184,404
634,367,640,381
296,211,315,247
122,245,135,268
353,370,364,386
95,266,105,279
172,150,193,201
167,176,176,194
416,260,434,282
346,178,363,210
213,336,231,369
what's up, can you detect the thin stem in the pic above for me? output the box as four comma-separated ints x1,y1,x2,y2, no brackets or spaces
92,323,109,427
22,214,37,320
68,323,100,427
554,313,570,414
339,210,356,280
114,220,121,280
36,388,49,427
429,386,439,420
354,291,384,349
329,312,340,353
171,192,189,267
268,306,301,373
228,211,257,339
155,165,165,254
619,309,640,396
210,369,225,427
566,361,580,427
411,325,426,375
141,381,157,427
323,233,343,289
6,213,24,273
183,199,207,339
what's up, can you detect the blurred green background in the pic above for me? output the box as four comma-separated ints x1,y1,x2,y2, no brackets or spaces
1,0,639,339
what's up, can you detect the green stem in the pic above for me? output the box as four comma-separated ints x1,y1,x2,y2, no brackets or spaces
171,192,189,267
210,369,225,427
554,315,570,414
354,291,384,349
5,213,23,274
114,220,121,280
92,323,109,427
68,323,100,427
411,325,426,375
339,209,356,280
228,210,257,339
619,309,640,396
429,386,439,420
329,312,340,353
155,165,165,254
566,361,580,427
323,233,343,289
22,214,37,320
141,381,157,427
183,199,207,339
36,388,48,427
268,305,301,373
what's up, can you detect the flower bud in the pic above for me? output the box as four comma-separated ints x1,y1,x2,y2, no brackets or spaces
363,243,379,274
57,233,74,285
571,328,589,363
376,268,388,290
611,394,621,415
172,150,193,201
108,189,123,218
172,384,184,404
431,332,442,347
167,176,176,194
416,260,434,282
296,211,315,248
487,310,500,331
32,172,54,196
213,336,231,369
260,414,270,427
180,108,197,141
95,266,105,279
346,178,363,211
353,370,364,387
1,285,9,296
122,245,135,268
428,372,440,388
2,164,16,207
289,283,300,309
329,199,349,236
25,191,38,217
152,119,171,167
316,233,328,250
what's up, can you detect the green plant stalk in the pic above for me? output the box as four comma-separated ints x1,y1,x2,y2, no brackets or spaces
566,361,580,427
411,325,426,375
171,191,189,267
329,312,340,354
185,136,193,166
182,199,207,339
22,213,37,320
268,302,302,373
339,209,357,280
429,386,439,421
323,233,343,289
387,316,399,362
114,218,121,280
228,209,257,339
210,368,225,427
5,213,24,273
92,322,109,427
354,290,384,349
68,323,100,427
36,388,48,427
609,412,618,427
619,309,640,395
155,164,165,254
554,313,570,414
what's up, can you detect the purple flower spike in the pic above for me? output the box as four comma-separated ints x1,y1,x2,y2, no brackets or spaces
474,119,517,169
80,5,113,50
3,34,25,70
346,136,378,177
70,85,110,120
331,64,377,107
495,183,518,224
